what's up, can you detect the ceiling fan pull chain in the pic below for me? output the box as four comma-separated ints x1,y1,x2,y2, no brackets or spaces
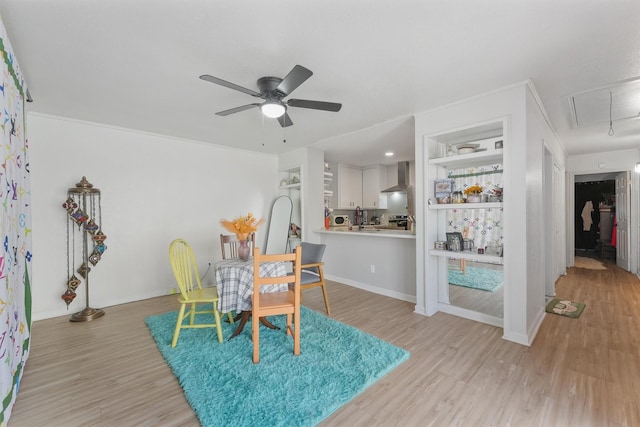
608,91,615,136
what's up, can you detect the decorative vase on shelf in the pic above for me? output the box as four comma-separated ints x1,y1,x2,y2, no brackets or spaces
238,238,250,261
466,194,482,203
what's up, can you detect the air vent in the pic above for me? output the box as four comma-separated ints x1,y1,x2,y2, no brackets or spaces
567,77,640,128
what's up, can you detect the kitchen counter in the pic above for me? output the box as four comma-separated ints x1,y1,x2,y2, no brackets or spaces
316,228,416,239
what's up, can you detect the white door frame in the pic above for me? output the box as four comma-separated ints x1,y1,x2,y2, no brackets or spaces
615,171,631,271
567,169,637,273
543,147,555,296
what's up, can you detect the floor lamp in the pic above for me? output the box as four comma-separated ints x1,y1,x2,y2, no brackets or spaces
62,177,107,322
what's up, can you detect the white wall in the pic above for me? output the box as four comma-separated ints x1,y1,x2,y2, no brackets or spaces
525,86,567,340
414,81,566,346
30,113,279,320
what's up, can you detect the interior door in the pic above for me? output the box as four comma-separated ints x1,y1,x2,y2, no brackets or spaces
544,148,554,297
553,163,564,278
615,172,630,271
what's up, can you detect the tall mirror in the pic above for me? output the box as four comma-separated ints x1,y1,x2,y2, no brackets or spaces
265,195,293,254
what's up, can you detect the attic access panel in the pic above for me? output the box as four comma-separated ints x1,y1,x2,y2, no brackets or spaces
567,78,640,128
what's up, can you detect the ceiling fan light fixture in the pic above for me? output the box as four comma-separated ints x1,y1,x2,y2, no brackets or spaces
261,101,286,118
201,65,342,128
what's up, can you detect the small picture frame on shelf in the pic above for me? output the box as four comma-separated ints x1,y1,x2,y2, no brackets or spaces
435,179,455,202
446,232,463,252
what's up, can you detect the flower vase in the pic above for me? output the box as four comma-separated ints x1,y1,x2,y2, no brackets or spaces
238,239,250,261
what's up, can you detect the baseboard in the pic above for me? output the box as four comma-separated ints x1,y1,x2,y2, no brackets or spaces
324,274,416,304
437,303,503,328
32,290,166,321
524,307,546,346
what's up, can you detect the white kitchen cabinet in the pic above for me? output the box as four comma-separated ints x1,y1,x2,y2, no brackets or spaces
337,164,362,209
362,165,387,209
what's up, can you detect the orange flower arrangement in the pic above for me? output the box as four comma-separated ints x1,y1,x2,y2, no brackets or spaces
463,184,483,195
220,212,264,241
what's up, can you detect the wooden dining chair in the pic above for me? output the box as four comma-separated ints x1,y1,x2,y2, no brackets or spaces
298,242,331,315
220,232,255,259
169,239,233,347
251,246,302,364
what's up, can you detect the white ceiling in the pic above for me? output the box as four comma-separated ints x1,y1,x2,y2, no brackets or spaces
0,0,639,167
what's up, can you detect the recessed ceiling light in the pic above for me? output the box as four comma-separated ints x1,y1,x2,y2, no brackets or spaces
385,151,394,157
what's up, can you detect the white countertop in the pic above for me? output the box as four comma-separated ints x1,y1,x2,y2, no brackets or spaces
315,228,416,239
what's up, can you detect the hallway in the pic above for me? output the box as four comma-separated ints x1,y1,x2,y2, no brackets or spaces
539,259,640,425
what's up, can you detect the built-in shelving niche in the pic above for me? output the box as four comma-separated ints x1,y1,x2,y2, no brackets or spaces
425,121,505,327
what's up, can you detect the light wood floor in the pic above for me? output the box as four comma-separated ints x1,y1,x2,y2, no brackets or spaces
9,261,640,426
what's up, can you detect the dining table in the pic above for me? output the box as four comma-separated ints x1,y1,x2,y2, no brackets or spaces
214,257,289,339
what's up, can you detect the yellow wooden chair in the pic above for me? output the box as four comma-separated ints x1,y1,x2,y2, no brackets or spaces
251,246,302,364
169,239,233,347
220,232,255,259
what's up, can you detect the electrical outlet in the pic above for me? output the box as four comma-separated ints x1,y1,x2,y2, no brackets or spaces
370,264,375,273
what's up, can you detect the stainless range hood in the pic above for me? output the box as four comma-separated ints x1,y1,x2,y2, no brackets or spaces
382,161,410,193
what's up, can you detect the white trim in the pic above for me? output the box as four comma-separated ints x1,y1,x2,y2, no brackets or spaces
436,303,503,328
324,274,416,304
525,80,567,157
32,291,164,322
28,112,277,159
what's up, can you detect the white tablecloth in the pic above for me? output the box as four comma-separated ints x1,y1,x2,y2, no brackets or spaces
214,258,288,313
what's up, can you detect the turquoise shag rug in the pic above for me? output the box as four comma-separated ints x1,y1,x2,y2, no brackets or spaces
449,266,503,292
145,306,409,427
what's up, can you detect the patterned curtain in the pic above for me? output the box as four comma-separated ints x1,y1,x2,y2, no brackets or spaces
0,18,32,424
446,163,503,250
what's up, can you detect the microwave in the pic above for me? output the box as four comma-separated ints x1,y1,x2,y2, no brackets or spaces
329,214,350,227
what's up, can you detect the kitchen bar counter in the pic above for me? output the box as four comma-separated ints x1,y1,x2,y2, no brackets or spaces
316,228,416,239
313,228,416,302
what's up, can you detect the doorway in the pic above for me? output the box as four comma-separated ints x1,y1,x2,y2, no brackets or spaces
574,175,616,261
572,171,632,271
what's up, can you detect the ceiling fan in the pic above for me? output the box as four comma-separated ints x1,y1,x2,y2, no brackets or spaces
199,65,342,127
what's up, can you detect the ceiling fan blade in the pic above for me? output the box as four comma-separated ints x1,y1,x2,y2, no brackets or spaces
287,98,342,112
199,74,261,97
276,65,313,96
215,103,260,116
277,112,293,127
